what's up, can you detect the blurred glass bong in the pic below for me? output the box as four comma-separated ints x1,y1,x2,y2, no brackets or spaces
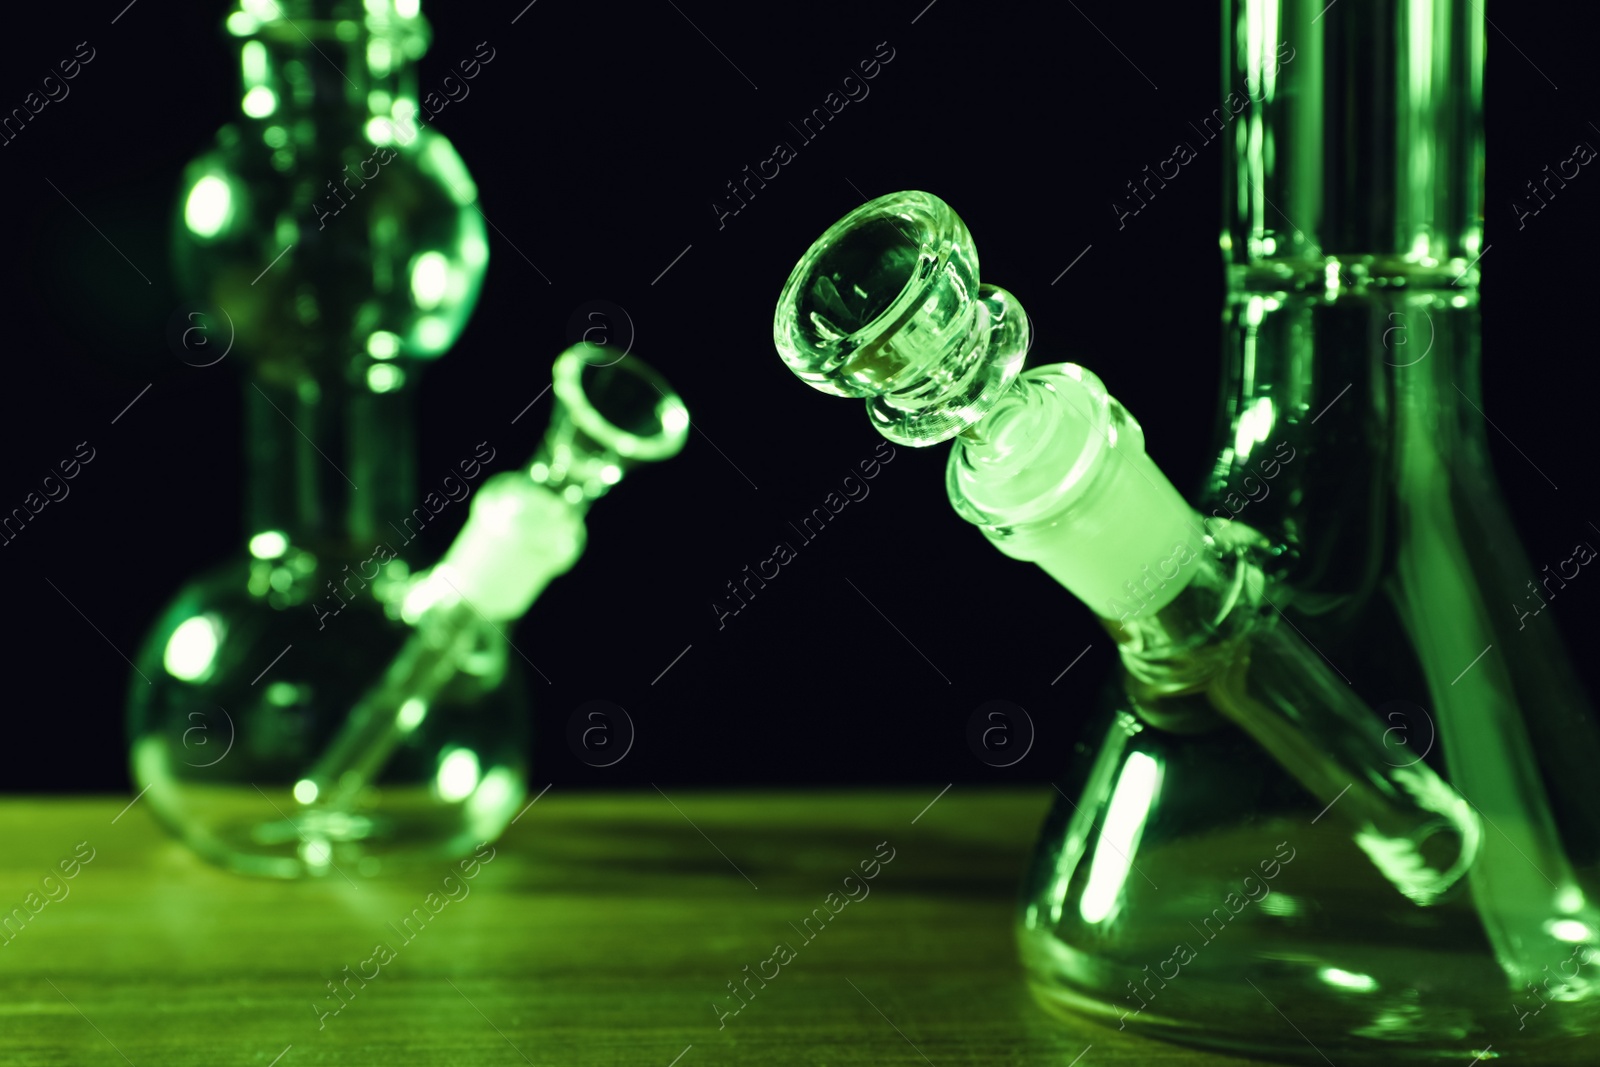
129,1,688,878
770,1,1600,1060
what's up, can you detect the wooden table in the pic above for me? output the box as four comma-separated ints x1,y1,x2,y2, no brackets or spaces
0,789,1271,1065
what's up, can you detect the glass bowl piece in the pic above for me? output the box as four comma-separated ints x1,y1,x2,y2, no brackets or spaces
773,190,1028,446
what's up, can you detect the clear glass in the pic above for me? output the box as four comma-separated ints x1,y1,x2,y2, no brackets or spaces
295,346,688,813
774,189,1027,446
772,81,1600,1064
129,0,509,878
1017,2,1600,1060
128,553,525,879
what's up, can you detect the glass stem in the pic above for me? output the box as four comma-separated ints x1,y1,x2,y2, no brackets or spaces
298,599,480,809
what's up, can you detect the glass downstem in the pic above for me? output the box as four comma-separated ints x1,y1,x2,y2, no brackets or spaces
296,346,688,812
1116,541,1481,905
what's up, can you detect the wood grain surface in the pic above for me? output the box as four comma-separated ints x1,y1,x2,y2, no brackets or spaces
0,789,1276,1066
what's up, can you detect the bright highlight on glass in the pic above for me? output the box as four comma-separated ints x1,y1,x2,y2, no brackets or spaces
1079,751,1162,925
163,615,221,682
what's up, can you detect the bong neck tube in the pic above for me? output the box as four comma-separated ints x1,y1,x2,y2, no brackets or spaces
1224,0,1483,276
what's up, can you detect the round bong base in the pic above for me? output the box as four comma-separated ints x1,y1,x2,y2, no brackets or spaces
127,559,527,880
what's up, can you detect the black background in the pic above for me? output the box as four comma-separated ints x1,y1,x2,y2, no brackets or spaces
1,0,1595,794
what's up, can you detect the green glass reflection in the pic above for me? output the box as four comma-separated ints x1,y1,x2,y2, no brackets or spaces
294,346,687,814
778,191,1480,901
771,2,1600,1058
1078,750,1162,926
133,4,688,880
129,0,512,879
773,190,1027,446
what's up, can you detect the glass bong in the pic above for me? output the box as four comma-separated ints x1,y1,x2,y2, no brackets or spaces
129,1,690,878
770,2,1600,1060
